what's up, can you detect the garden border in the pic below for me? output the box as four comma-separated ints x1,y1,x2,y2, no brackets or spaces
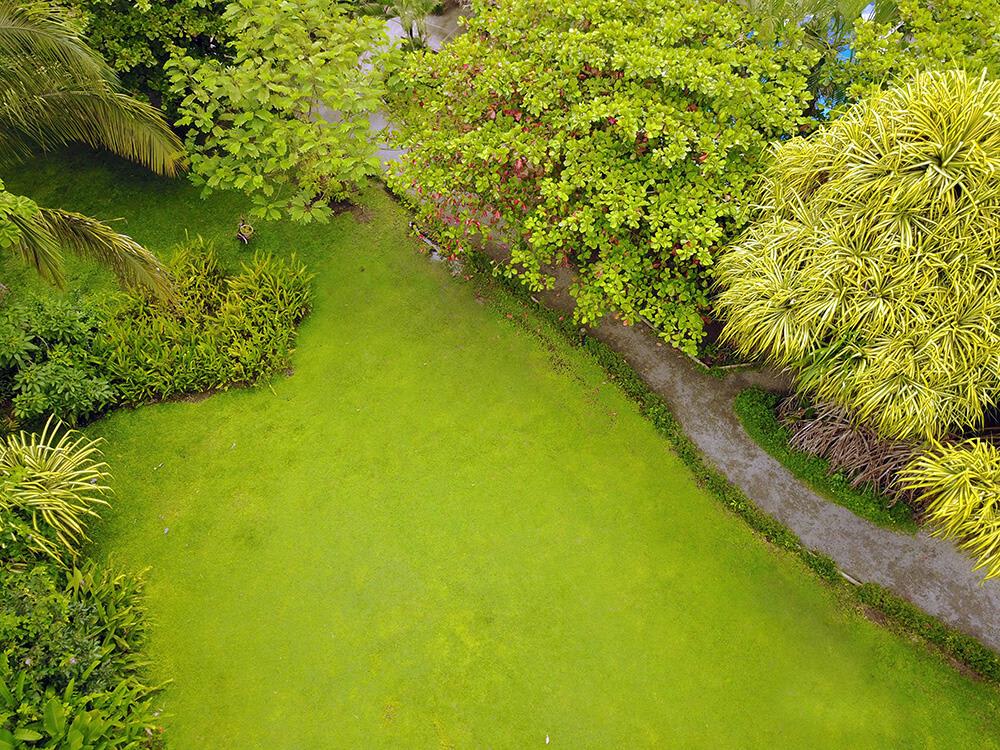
732,387,917,532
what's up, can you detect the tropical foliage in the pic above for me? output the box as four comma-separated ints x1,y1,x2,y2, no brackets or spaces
93,241,313,403
388,0,817,353
902,440,1000,580
738,0,1000,112
0,0,181,296
0,296,113,425
70,0,229,109
716,69,1000,442
0,418,110,565
167,0,391,222
0,240,313,426
0,563,163,748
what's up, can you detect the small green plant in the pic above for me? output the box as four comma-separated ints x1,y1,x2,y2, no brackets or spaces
0,418,110,565
901,440,1000,580
0,563,164,748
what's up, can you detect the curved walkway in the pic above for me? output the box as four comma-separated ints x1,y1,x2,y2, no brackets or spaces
504,260,1000,652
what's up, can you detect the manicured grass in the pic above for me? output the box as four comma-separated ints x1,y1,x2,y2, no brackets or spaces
734,388,917,532
6,153,1000,748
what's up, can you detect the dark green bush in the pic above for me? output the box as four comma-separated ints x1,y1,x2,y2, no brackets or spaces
70,0,230,110
0,298,113,425
0,562,164,748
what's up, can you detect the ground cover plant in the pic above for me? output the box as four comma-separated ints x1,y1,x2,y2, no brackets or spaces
0,563,163,748
0,415,161,747
7,153,1000,747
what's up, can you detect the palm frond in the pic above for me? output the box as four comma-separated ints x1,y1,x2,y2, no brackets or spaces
0,0,104,78
36,207,173,299
0,0,185,175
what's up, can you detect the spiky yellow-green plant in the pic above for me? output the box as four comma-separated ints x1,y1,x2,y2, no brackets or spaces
0,416,110,564
716,69,1000,442
901,441,1000,580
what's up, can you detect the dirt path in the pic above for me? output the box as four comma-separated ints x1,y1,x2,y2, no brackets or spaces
495,258,1000,652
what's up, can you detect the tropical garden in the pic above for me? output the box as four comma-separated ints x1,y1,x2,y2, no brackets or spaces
3,0,1000,746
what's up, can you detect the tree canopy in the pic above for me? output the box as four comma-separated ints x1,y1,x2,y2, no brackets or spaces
388,0,817,353
168,0,391,222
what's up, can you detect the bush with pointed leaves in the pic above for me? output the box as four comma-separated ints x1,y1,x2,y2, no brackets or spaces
902,439,1000,580
717,69,1000,442
0,417,110,565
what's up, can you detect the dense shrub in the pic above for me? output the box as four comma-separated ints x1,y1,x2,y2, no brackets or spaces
0,240,312,426
93,242,313,403
0,420,110,565
70,0,230,110
0,563,163,748
902,440,1000,580
0,297,113,425
716,70,1000,442
388,0,817,354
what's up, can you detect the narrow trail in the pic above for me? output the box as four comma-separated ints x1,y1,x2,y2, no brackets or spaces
502,259,1000,652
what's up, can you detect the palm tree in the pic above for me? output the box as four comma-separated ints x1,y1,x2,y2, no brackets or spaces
0,0,185,298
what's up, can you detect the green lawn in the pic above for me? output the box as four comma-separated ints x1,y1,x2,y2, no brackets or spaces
6,153,1000,748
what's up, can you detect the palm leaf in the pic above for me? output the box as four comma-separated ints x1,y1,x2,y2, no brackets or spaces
0,0,185,175
36,207,173,299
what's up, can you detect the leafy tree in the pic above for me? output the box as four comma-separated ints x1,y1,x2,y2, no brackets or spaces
387,0,817,353
716,69,1000,442
167,0,392,222
69,0,230,110
737,0,1000,112
0,0,183,296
